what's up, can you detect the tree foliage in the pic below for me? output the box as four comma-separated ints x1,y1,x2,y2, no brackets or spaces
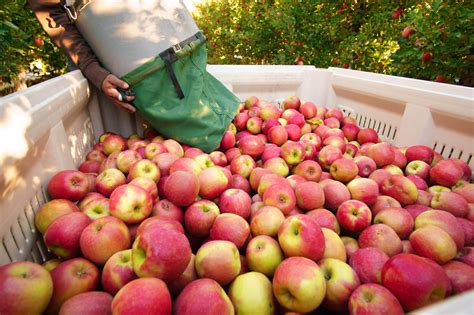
193,0,473,86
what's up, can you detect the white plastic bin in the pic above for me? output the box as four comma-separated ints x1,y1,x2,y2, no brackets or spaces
0,66,473,313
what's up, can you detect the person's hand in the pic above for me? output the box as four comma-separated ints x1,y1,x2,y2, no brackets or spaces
101,74,136,113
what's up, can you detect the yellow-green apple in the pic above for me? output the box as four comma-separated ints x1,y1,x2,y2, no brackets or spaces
250,206,285,237
167,254,197,297
210,213,250,249
228,272,275,315
153,152,180,176
247,116,263,134
230,155,256,181
414,209,465,250
109,184,153,224
319,179,351,211
102,134,126,156
81,197,110,220
42,259,62,272
359,224,402,257
47,258,99,314
144,142,167,160
409,225,457,264
261,144,282,163
128,159,160,183
48,170,89,201
278,214,325,261
282,96,301,110
218,188,252,220
307,208,341,234
430,159,464,187
431,191,469,217
336,200,372,233
238,135,265,160
380,175,419,206
209,151,228,167
132,224,191,281
294,181,325,211
231,174,251,193
292,160,322,182
78,192,105,209
405,160,431,180
35,199,79,234
370,195,401,216
367,142,395,167
341,236,360,259
263,157,289,177
163,139,184,157
319,258,360,311
184,199,220,238
197,166,229,199
174,278,234,315
95,168,126,197
44,212,92,259
382,253,450,311
329,158,359,183
111,278,171,314
262,181,296,215
246,235,284,277
86,149,107,163
101,249,137,296
280,141,305,166
163,170,200,207
0,261,53,315
79,216,131,265
405,145,433,164
152,199,183,222
300,101,317,119
273,256,326,313
194,240,241,286
357,128,379,144
353,156,376,177
116,150,142,174
368,169,392,187
59,291,113,315
442,261,474,294
347,178,380,206
321,227,346,261
374,207,414,239
349,247,389,284
348,283,404,315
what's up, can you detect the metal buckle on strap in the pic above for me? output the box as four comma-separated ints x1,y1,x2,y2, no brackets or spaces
172,43,182,53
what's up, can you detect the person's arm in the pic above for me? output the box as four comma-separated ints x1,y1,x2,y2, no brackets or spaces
28,0,135,112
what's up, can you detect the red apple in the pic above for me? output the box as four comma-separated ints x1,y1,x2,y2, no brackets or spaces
374,207,414,239
350,247,389,284
380,175,418,206
442,261,474,294
210,213,250,249
250,205,285,237
184,199,220,238
59,291,113,315
294,181,325,211
35,199,80,234
245,235,284,277
430,159,464,187
109,184,153,224
337,200,372,233
348,283,404,315
95,168,126,197
347,178,380,206
410,225,457,264
163,170,200,207
359,224,403,257
102,134,126,156
101,249,138,295
48,170,89,201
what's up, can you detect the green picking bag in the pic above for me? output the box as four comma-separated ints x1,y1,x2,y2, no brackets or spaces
122,38,240,153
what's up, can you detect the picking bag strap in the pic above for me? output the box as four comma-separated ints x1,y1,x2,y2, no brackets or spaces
159,50,185,99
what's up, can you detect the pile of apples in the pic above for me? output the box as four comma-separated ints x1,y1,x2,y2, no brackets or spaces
1,95,473,315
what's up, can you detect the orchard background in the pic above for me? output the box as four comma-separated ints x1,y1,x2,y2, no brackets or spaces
1,0,473,96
